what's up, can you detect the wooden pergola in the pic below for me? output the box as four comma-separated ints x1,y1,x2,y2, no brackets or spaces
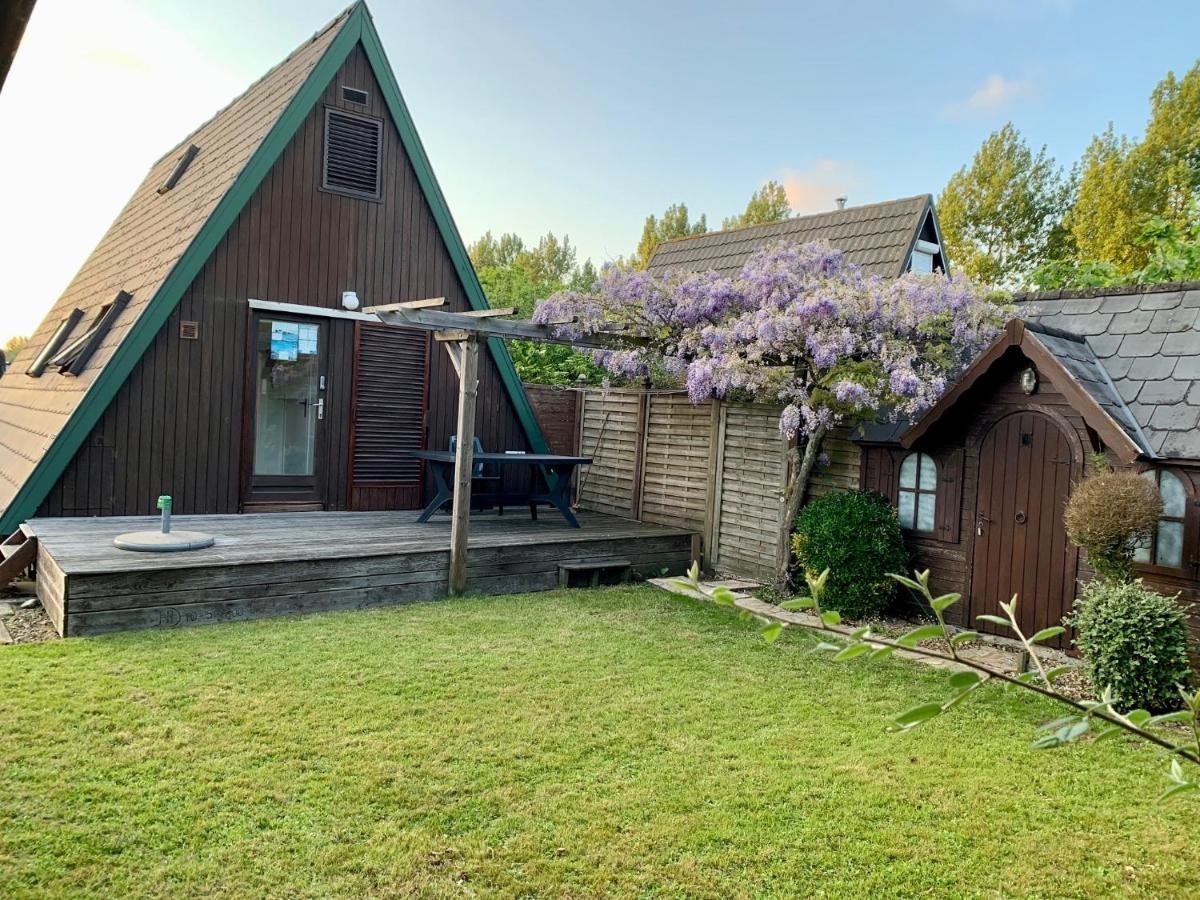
363,298,629,595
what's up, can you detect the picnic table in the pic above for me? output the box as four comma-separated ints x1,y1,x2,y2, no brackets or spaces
409,450,593,528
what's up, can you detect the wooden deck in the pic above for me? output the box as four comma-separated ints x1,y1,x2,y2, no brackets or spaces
28,510,698,637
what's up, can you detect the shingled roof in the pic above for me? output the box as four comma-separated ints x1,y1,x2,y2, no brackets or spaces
0,2,547,529
1019,283,1200,459
0,7,353,521
645,194,939,278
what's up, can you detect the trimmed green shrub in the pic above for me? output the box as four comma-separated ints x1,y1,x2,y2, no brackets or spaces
791,490,908,619
1069,580,1190,712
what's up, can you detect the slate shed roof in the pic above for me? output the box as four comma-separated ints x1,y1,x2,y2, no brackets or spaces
1021,321,1153,456
1019,283,1200,459
645,194,935,278
858,282,1200,460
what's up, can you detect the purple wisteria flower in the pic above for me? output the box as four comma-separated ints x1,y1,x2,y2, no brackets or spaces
532,240,1008,438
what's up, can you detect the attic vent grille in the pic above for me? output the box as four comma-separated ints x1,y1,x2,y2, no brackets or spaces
323,109,382,200
342,86,369,104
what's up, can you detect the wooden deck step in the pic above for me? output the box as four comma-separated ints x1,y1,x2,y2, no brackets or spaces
0,528,36,588
558,557,631,588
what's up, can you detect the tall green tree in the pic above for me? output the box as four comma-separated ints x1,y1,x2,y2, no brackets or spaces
634,203,707,269
467,231,526,269
1069,61,1200,272
722,180,791,229
937,123,1071,286
470,229,603,385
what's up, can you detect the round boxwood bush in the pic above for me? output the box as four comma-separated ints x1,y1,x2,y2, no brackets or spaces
790,490,909,619
1068,580,1190,712
1064,457,1161,583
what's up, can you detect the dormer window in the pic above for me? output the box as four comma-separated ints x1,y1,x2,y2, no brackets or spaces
27,309,84,376
45,291,130,377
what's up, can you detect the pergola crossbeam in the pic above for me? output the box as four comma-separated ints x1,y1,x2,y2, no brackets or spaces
365,298,634,595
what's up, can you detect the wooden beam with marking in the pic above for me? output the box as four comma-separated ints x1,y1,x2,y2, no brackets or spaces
363,297,446,313
370,305,646,350
459,307,516,318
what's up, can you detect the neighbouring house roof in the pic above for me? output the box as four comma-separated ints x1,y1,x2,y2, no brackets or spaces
645,194,940,278
0,2,546,531
856,282,1200,461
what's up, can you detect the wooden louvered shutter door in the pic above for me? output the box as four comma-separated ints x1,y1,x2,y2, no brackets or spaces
349,323,429,510
936,448,965,543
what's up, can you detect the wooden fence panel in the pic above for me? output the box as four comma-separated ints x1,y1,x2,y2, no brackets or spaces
639,394,714,531
710,404,788,583
576,390,642,517
805,428,861,500
568,389,864,582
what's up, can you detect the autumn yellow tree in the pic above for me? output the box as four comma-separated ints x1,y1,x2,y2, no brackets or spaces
1069,61,1200,271
937,123,1070,286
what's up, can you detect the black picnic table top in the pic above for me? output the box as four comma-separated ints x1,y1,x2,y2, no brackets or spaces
409,451,593,465
408,450,593,527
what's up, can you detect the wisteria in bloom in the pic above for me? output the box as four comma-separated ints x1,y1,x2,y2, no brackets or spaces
534,240,1009,439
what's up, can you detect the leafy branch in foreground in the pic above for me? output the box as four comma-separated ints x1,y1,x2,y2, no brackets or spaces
673,563,1200,799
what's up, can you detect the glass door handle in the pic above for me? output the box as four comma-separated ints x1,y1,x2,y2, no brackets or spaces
317,398,325,421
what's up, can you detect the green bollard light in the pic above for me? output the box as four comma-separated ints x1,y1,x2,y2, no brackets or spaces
157,495,172,534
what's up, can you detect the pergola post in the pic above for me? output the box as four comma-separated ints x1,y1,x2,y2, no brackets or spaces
448,333,479,595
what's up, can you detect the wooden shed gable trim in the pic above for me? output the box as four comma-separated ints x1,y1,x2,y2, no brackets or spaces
0,3,546,533
899,318,1144,463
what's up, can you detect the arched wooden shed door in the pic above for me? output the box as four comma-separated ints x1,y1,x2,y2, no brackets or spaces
970,411,1078,648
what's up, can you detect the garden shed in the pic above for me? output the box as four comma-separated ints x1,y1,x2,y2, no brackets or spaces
857,283,1200,647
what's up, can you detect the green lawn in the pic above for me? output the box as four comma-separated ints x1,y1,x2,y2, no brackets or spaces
1,586,1196,898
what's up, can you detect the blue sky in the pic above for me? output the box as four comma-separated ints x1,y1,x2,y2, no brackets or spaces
2,0,1199,342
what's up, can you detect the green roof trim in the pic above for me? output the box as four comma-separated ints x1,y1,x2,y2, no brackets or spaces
0,3,545,532
357,9,548,454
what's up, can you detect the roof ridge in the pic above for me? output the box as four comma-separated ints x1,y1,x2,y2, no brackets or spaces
651,193,932,254
151,3,357,168
1013,280,1200,303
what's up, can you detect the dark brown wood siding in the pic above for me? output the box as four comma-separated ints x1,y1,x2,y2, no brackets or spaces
525,385,581,456
36,44,531,518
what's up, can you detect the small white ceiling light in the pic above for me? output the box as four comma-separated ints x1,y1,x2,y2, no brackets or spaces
342,291,360,311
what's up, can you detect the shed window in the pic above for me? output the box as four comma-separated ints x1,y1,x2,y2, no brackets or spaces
322,108,382,200
1135,469,1187,569
898,452,938,532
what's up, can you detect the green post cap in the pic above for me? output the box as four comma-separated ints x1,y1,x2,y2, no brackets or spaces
157,495,172,511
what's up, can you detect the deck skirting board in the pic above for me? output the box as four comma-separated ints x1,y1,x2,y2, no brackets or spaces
32,511,696,636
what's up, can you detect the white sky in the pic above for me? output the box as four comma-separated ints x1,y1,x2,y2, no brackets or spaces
0,0,253,346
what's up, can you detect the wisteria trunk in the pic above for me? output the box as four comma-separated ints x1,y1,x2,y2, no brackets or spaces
775,425,828,590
